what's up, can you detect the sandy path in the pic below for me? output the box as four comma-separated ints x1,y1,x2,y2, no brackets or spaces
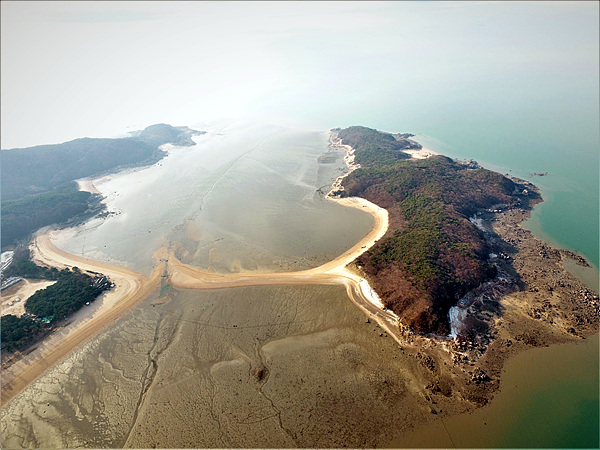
167,196,388,288
1,234,163,405
165,194,403,346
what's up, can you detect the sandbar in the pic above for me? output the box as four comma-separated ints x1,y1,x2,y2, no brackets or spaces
1,234,163,405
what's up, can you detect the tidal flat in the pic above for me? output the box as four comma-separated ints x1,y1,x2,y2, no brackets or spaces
2,122,597,448
53,123,374,276
1,284,441,448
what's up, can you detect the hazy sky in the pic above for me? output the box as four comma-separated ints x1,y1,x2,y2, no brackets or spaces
1,1,598,148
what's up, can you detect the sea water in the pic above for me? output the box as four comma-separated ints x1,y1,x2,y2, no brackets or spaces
50,117,598,447
402,100,599,449
54,121,373,275
374,82,600,450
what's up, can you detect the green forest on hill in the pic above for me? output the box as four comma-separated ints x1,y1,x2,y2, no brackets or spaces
338,126,530,334
0,124,202,247
1,251,111,353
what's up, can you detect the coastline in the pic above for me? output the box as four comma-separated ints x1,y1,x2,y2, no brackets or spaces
1,233,163,405
2,129,597,447
0,136,394,405
325,129,598,425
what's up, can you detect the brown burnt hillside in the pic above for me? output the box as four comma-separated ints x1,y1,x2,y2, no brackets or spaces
338,126,534,335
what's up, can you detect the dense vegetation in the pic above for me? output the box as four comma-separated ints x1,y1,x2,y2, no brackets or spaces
337,126,418,166
1,256,110,353
1,124,202,247
25,267,102,319
1,183,97,246
3,247,60,280
338,126,526,334
1,314,42,353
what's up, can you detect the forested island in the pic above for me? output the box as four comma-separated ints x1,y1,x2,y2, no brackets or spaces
335,126,598,345
1,124,203,247
335,126,527,335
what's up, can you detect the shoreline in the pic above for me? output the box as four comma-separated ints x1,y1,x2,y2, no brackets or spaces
1,196,395,406
1,233,164,405
2,130,597,446
1,132,398,406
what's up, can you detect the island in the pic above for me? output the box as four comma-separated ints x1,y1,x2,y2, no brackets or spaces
333,125,598,405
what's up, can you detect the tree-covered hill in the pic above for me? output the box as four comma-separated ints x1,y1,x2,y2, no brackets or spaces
337,126,533,335
1,263,111,354
1,124,203,247
337,125,419,166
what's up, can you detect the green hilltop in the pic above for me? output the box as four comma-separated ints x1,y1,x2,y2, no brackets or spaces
337,126,534,335
1,124,203,247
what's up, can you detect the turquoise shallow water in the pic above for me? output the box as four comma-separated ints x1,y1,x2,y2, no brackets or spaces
388,111,599,448
413,118,599,270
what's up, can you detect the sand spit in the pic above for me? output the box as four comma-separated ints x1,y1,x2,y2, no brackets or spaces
165,191,402,341
2,130,401,406
1,234,164,405
3,131,598,447
1,191,393,406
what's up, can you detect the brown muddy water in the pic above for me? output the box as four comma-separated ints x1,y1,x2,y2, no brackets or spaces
394,333,599,448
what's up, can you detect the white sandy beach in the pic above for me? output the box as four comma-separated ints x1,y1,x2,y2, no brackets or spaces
402,146,439,159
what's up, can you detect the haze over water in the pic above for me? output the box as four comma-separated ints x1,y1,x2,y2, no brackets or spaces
55,121,373,275
2,2,598,448
3,2,597,268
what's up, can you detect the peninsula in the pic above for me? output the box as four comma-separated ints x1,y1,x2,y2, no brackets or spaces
1,125,598,447
333,126,598,404
1,124,203,248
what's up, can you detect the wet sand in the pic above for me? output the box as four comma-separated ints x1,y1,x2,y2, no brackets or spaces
1,192,390,407
1,234,164,405
166,196,388,287
0,284,440,448
2,132,597,447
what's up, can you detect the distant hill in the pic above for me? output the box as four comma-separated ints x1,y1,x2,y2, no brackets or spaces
131,123,200,148
1,124,203,247
1,124,202,202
